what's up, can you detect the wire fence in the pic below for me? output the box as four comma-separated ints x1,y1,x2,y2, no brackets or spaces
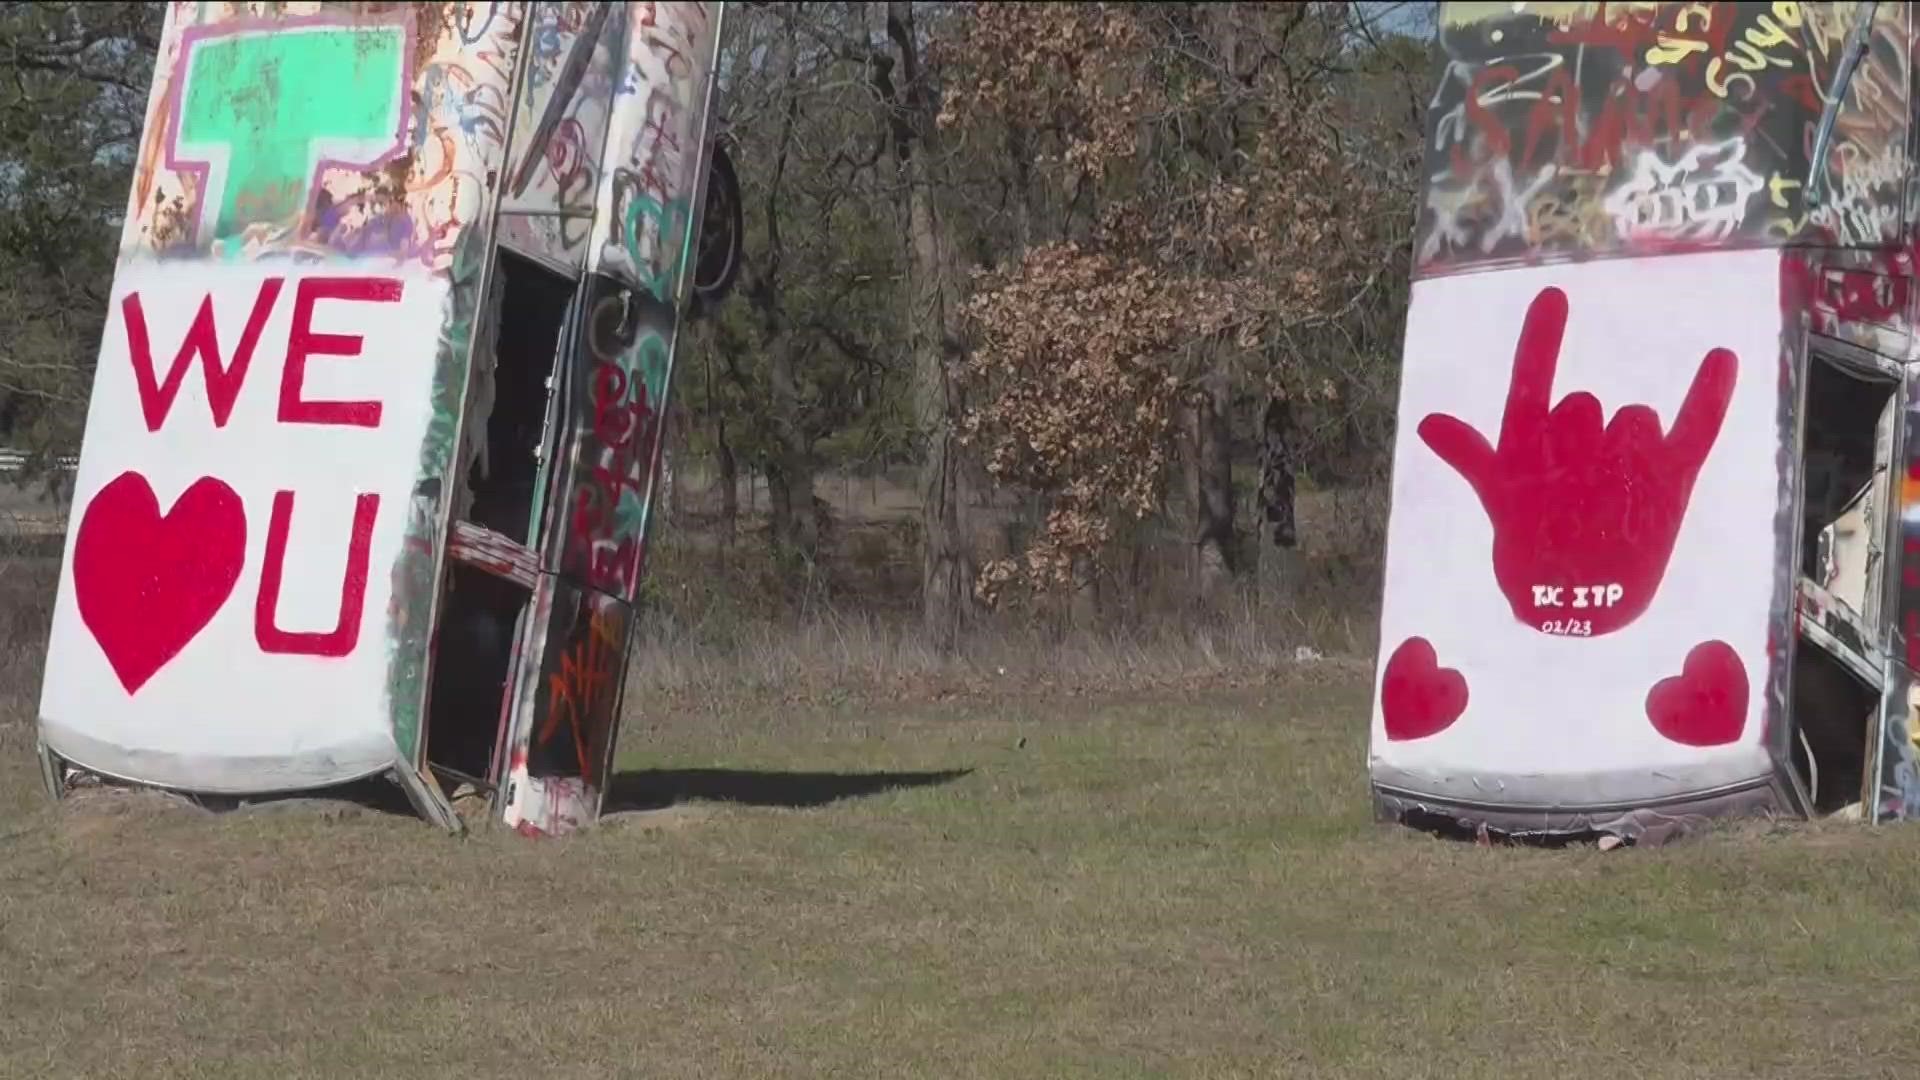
0,449,77,474
0,450,71,562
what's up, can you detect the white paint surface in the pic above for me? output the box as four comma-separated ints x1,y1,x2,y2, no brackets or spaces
40,261,450,793
1371,249,1785,807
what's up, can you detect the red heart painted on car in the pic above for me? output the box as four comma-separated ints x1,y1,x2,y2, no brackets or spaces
1646,640,1748,747
1381,636,1468,741
72,471,247,694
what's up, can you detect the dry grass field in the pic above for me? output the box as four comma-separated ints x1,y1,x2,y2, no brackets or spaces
4,478,1920,1078
5,652,1920,1075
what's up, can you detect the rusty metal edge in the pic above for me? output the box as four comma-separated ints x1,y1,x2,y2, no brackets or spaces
37,739,64,801
1773,300,1816,819
584,0,729,825
392,760,465,834
1373,775,1786,843
397,2,539,821
493,569,561,827
1863,358,1909,822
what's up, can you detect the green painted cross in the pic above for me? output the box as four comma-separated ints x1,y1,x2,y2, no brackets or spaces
175,24,409,244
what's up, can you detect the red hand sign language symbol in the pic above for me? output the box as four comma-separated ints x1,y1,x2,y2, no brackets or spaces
1415,286,1737,638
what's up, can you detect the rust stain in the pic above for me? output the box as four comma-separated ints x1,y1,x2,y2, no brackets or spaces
370,152,416,223
406,128,456,193
408,0,450,73
149,190,195,249
133,76,172,214
308,184,336,241
380,154,412,194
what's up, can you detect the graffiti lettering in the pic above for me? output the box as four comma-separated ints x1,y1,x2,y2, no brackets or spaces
121,276,406,432
548,117,590,197
1601,139,1763,242
625,193,691,301
1515,67,1761,175
537,608,621,777
279,277,403,427
1530,584,1625,609
456,1,501,45
122,279,284,432
254,491,380,657
77,268,422,693
1414,0,1891,270
527,5,567,90
573,356,660,595
1644,3,1728,65
1704,3,1803,98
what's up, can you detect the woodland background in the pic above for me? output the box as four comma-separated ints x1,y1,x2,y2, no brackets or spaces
0,1,1437,699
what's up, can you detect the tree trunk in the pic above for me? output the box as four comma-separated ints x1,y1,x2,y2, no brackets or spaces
1070,552,1100,630
747,14,813,560
764,322,816,556
1258,395,1299,550
1187,376,1236,599
1257,394,1301,598
715,415,738,546
885,0,973,649
664,406,687,525
655,446,678,535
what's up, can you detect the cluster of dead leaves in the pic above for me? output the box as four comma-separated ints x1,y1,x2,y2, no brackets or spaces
937,3,1370,605
958,243,1226,604
934,1,1157,181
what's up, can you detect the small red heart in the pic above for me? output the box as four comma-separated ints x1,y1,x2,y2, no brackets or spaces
1381,636,1468,741
1646,640,1748,747
73,471,247,694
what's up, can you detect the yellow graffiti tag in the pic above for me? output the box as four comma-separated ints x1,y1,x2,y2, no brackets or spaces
1645,3,1718,65
1707,4,1805,97
1767,173,1802,208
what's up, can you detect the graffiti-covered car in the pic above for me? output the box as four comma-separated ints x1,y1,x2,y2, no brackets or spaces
35,1,740,836
1374,0,1920,839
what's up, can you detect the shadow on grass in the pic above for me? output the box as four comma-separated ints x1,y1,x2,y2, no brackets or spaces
604,767,972,812
185,774,421,819
44,767,973,825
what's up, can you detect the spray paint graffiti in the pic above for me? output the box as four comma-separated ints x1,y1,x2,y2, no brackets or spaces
169,18,411,252
385,5,528,772
1374,246,1786,833
1601,138,1766,242
44,3,729,835
1381,2,1920,836
499,0,620,272
43,260,453,793
1419,2,1910,273
591,3,710,296
545,1,717,609
529,590,629,783
71,472,246,694
495,2,725,837
134,6,525,276
555,279,672,597
39,3,525,820
1645,640,1750,747
74,271,401,692
1380,637,1469,742
1416,285,1737,639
